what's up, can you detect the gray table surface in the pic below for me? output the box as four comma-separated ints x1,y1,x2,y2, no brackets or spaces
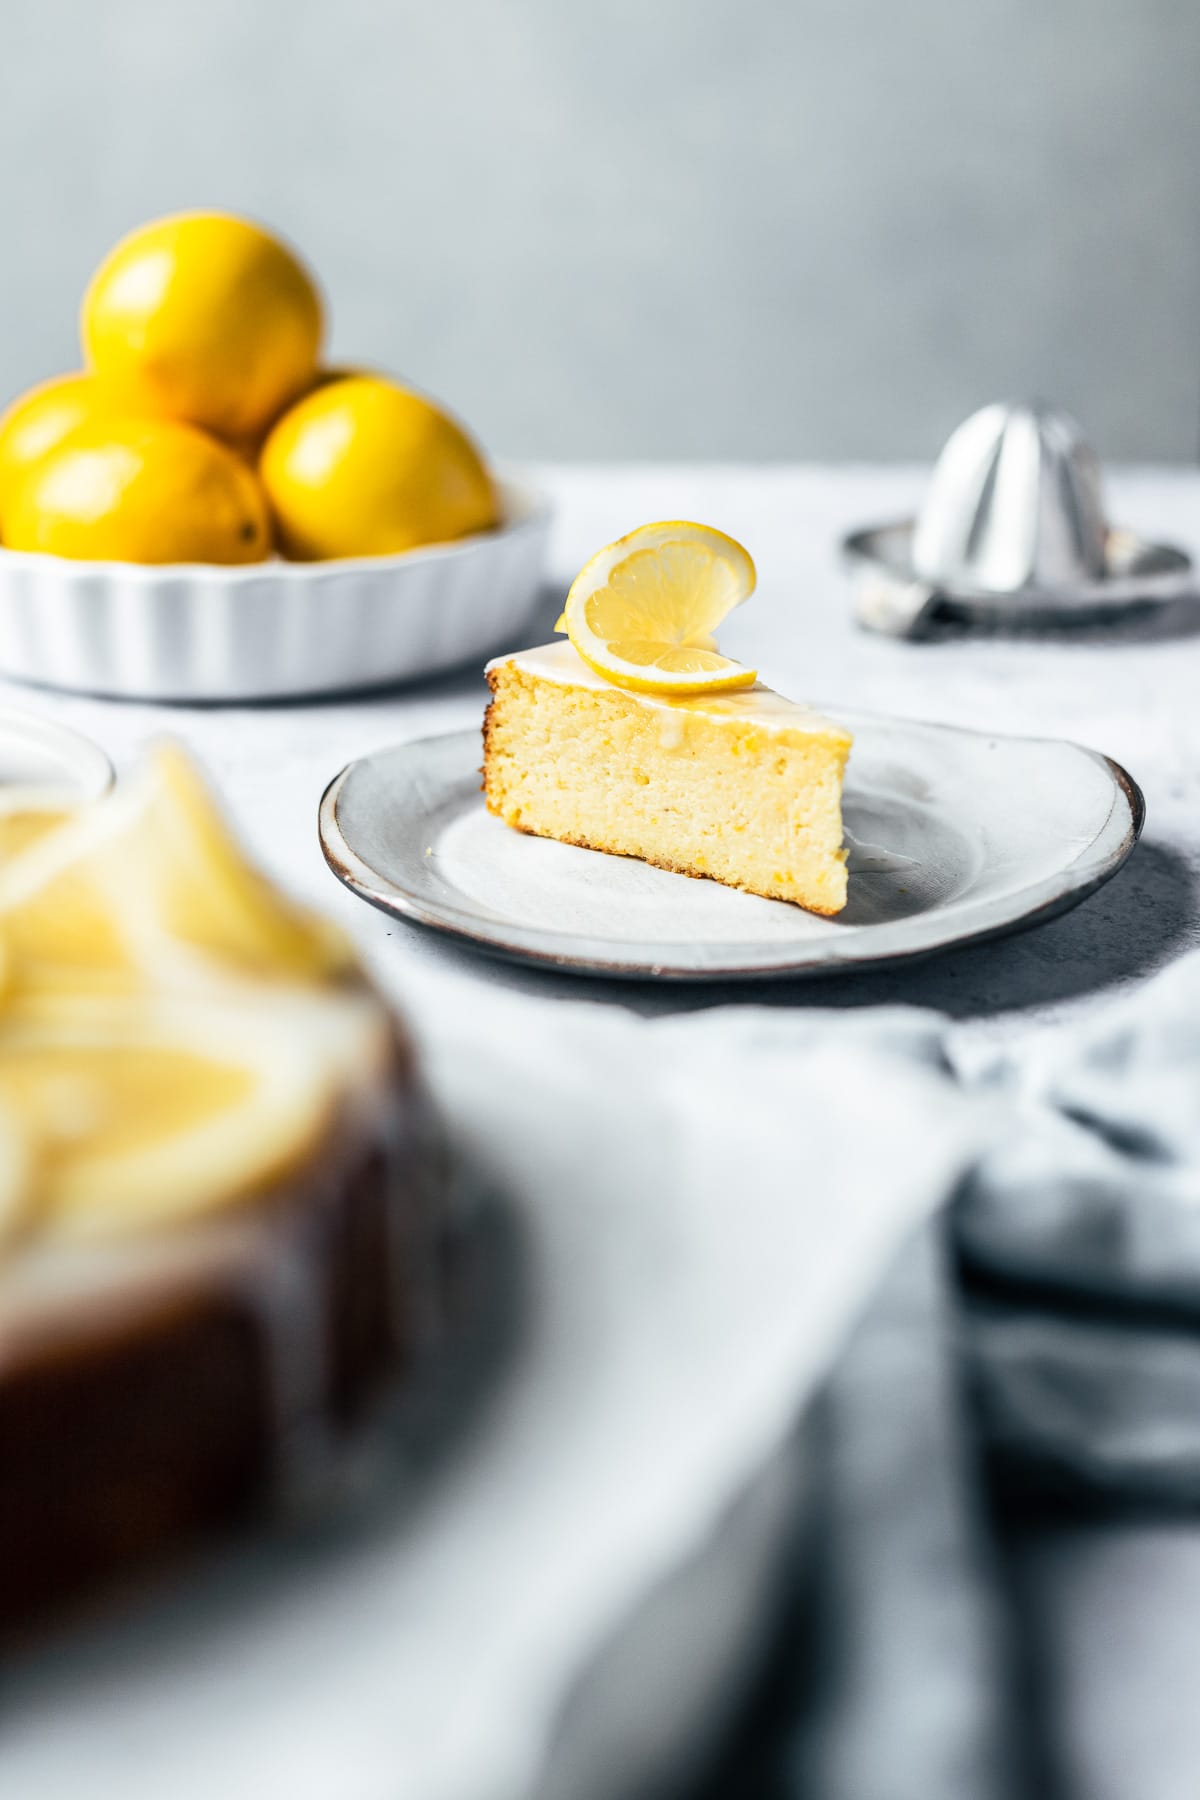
10,463,1200,1798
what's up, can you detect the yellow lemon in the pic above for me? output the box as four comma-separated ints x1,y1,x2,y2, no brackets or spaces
3,417,272,564
560,521,758,694
261,374,500,560
81,211,323,442
225,370,366,465
0,373,112,523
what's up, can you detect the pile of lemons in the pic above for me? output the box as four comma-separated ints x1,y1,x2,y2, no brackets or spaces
0,212,500,565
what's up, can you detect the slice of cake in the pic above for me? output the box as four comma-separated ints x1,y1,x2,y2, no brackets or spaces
484,640,852,915
482,519,852,918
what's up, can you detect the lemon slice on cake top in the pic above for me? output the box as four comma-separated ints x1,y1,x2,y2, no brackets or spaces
557,521,758,695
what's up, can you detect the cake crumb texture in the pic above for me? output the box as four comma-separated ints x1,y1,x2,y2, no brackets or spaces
484,659,850,916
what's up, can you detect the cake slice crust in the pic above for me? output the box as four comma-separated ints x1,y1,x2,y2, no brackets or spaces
484,642,852,916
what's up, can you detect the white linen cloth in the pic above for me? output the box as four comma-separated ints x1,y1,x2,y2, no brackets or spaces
10,930,1200,1799
2,979,989,1800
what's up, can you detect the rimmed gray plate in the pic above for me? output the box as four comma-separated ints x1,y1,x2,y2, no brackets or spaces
318,714,1143,980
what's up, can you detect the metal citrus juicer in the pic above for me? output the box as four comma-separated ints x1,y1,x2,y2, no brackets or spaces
843,401,1194,637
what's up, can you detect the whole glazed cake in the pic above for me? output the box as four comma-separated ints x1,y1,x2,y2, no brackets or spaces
0,746,447,1638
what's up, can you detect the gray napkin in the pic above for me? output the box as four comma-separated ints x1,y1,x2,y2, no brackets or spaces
704,949,1200,1798
955,951,1200,1505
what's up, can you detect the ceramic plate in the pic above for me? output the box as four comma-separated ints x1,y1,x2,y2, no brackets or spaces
319,713,1143,980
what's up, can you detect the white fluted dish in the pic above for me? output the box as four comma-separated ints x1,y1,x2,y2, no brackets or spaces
0,475,551,703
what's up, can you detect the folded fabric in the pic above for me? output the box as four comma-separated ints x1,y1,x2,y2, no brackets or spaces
3,971,988,1800
14,937,1198,1800
702,1223,1020,1800
954,949,1200,1503
703,949,1200,1798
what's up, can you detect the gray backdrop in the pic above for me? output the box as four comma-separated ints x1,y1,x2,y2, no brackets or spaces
2,0,1197,463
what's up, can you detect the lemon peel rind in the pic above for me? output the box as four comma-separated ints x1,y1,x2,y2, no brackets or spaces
573,641,759,696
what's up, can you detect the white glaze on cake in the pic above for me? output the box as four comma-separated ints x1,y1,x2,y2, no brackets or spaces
486,640,849,741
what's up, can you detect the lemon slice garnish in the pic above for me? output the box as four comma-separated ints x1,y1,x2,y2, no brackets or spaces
0,804,74,863
0,750,379,1250
0,744,354,994
0,1089,35,1250
134,744,354,981
0,990,363,1239
558,521,758,695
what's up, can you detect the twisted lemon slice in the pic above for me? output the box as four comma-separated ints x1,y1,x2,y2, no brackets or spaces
558,521,757,694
